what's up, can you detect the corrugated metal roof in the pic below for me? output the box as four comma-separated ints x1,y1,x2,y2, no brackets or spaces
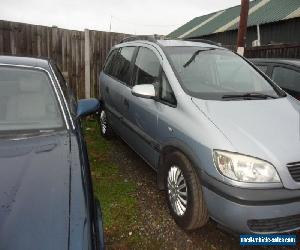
167,12,216,39
178,11,225,38
217,0,269,33
167,0,300,39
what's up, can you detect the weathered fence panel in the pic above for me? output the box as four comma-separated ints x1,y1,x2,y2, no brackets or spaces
0,20,129,99
2,20,299,99
245,43,300,58
223,43,300,59
89,30,128,98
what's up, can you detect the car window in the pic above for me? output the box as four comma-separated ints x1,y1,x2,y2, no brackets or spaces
160,72,176,105
0,66,64,131
103,49,118,75
133,47,160,85
107,47,135,85
272,66,300,92
51,63,68,97
257,65,268,74
51,62,77,115
116,47,135,84
165,46,281,100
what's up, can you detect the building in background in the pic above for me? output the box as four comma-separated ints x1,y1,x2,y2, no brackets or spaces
167,0,300,47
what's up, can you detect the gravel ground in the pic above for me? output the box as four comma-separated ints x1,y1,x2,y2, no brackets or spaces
102,134,298,250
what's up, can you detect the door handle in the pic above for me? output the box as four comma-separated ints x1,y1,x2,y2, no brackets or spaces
124,98,129,108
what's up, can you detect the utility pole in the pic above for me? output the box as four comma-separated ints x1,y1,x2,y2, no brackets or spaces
109,15,112,32
84,29,91,98
256,24,261,46
236,0,249,55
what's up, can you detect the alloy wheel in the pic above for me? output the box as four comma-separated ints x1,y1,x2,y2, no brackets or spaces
167,165,188,216
100,110,107,135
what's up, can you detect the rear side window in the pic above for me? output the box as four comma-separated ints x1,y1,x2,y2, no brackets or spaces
133,47,160,85
103,49,118,75
272,67,300,92
116,47,135,84
104,47,135,85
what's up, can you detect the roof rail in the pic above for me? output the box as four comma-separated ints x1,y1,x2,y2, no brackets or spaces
182,38,221,47
121,35,164,44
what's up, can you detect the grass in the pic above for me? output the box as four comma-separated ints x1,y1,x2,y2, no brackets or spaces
83,119,141,247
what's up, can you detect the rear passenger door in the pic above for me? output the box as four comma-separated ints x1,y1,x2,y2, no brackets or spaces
100,47,136,135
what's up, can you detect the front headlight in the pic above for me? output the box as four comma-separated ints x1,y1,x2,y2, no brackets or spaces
213,150,280,183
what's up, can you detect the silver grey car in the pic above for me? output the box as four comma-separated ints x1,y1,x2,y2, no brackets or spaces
98,37,300,234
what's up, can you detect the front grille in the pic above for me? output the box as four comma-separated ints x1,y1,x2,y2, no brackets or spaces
248,214,300,233
287,162,300,182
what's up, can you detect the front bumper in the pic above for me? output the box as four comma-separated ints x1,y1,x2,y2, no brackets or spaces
201,172,300,233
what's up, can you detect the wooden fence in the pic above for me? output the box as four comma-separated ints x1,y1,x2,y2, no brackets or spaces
0,20,129,99
224,43,300,58
244,43,300,59
1,20,299,99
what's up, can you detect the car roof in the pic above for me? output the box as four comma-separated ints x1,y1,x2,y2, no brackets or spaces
0,55,51,70
157,39,222,49
118,39,224,50
250,58,300,67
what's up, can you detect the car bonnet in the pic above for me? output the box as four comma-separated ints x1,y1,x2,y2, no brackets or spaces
192,96,300,189
0,131,70,250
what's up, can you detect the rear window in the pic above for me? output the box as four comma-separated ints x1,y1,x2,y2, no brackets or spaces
0,66,63,131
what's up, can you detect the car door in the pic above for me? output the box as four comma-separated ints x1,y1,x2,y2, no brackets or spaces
270,65,300,100
120,46,162,169
100,47,136,135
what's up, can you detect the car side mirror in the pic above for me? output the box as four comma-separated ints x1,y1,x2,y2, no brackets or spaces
76,98,100,119
131,84,156,99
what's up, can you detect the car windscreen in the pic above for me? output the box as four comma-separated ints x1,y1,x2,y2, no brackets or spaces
165,47,282,100
0,66,64,132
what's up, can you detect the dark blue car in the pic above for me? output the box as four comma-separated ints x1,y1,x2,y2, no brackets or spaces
0,56,104,250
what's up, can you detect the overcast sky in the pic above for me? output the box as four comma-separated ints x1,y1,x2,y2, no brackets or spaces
1,0,242,35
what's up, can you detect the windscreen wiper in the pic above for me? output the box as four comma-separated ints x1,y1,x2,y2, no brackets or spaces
183,48,216,68
222,93,277,100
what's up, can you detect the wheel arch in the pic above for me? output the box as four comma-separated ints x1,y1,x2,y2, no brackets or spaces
157,139,203,190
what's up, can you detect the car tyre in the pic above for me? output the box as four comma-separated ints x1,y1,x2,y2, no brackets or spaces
164,151,209,230
99,108,113,139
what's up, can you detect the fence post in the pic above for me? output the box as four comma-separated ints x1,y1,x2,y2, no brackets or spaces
52,26,58,61
84,28,91,99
